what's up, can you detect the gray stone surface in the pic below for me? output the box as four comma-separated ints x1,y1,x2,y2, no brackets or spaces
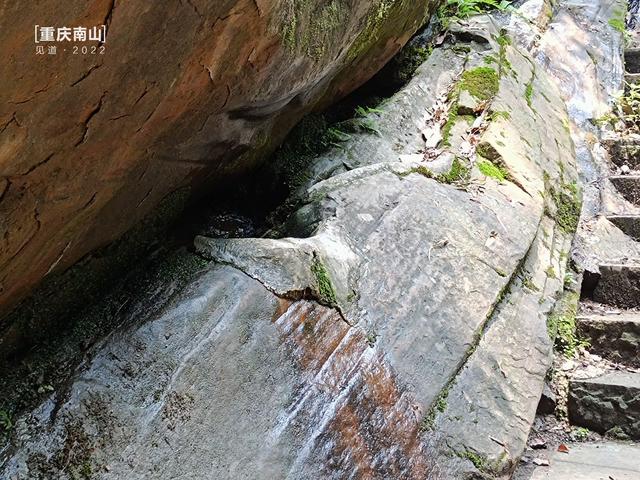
607,215,640,241
578,216,640,274
610,175,640,204
568,371,640,439
528,442,640,479
577,312,640,366
433,216,571,475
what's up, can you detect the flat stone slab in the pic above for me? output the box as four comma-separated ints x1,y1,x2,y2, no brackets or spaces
568,371,640,439
609,175,640,206
529,442,640,479
593,264,640,309
607,215,640,241
577,312,640,366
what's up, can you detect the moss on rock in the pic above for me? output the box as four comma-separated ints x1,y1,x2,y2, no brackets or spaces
311,254,338,306
460,67,499,101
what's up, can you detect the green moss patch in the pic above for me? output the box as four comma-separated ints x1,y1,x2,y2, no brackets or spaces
552,184,581,233
442,100,459,147
393,44,432,84
439,157,471,185
311,254,338,306
457,449,488,471
420,383,451,432
608,18,625,33
547,291,588,357
408,158,470,186
460,67,499,101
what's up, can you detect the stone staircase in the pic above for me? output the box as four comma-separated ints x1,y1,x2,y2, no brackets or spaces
564,48,640,443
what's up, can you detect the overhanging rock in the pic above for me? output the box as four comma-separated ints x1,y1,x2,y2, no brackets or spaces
0,0,439,321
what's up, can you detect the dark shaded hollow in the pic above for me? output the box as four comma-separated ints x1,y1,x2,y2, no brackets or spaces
626,48,640,74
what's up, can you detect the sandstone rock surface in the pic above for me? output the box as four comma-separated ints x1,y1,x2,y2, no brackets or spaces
0,9,580,479
0,0,437,321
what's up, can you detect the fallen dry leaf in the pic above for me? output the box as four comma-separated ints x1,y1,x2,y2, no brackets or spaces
557,444,570,453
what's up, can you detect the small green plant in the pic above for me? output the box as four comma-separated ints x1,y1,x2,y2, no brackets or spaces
411,165,435,178
608,18,625,33
477,159,507,182
420,384,451,431
0,410,12,432
563,272,574,289
525,80,534,108
547,291,589,357
522,276,540,292
439,0,512,22
407,159,470,187
439,157,471,185
326,126,352,144
356,118,381,135
355,105,384,117
441,100,459,146
609,82,640,134
545,266,557,279
571,426,590,441
489,110,511,121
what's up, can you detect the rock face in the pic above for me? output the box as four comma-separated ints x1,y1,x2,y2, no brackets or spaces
0,8,580,479
0,0,437,319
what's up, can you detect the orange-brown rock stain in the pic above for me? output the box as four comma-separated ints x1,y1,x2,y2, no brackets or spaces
271,300,437,479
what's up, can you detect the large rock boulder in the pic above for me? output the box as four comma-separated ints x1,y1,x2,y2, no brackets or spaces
0,11,580,479
0,0,437,319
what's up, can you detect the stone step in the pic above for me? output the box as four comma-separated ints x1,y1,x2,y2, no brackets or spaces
610,175,640,205
576,312,640,366
568,370,640,439
607,214,640,241
591,264,640,309
528,442,640,479
625,48,640,73
605,138,640,170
